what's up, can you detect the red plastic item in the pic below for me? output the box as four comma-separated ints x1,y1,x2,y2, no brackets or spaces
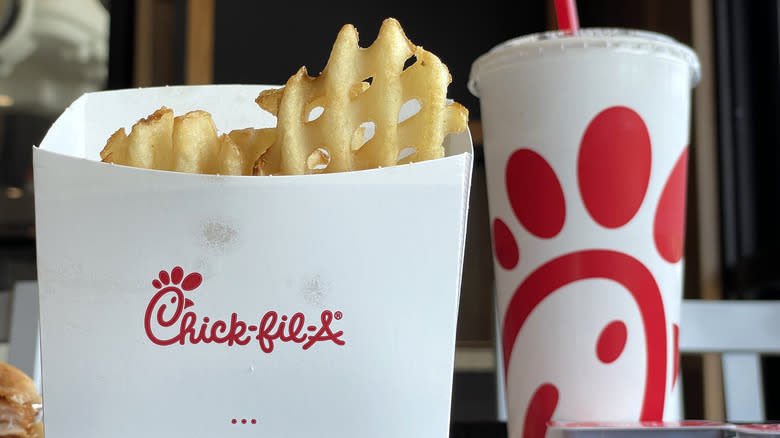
554,0,580,32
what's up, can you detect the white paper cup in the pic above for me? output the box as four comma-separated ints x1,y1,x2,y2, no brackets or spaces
469,29,700,437
33,85,473,438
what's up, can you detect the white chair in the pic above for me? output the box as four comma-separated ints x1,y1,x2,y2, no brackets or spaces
0,281,41,389
679,299,780,422
494,299,780,423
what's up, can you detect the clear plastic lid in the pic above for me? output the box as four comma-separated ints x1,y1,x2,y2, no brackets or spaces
469,28,701,97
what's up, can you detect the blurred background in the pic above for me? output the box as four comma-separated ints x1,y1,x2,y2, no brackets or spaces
0,0,778,432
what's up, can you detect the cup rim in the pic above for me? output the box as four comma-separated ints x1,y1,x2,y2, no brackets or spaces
468,27,701,97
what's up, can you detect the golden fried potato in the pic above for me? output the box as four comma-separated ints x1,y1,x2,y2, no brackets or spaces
100,109,274,175
101,107,174,171
99,18,468,176
254,17,468,175
172,110,219,174
226,127,276,175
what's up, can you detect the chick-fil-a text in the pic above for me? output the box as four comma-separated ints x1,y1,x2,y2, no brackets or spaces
144,273,345,352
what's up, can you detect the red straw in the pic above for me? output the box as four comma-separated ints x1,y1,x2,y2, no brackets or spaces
554,0,580,33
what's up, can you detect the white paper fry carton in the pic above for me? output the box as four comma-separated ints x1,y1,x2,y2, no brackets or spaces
32,85,473,438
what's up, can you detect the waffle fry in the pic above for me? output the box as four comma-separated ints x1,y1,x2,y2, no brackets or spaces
100,107,173,170
99,18,467,176
254,17,469,175
100,108,274,175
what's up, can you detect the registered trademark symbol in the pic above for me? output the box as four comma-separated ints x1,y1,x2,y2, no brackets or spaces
334,311,343,320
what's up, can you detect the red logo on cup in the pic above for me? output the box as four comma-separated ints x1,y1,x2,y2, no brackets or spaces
493,106,689,437
144,267,345,352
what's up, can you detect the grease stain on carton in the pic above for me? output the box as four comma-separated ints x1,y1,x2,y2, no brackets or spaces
301,274,329,307
201,220,238,252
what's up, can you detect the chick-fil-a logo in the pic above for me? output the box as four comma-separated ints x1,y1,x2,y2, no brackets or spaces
144,267,345,352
